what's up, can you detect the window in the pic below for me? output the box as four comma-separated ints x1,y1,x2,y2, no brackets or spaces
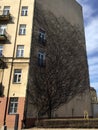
19,24,26,35
9,97,18,114
16,45,24,57
0,25,6,35
21,6,28,16
13,69,22,83
39,29,46,45
3,6,10,15
0,46,3,57
38,52,45,67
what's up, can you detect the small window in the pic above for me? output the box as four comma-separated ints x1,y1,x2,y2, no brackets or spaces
39,29,46,45
21,6,28,16
19,24,26,35
9,97,18,114
0,45,3,57
38,52,45,67
3,6,10,15
13,69,22,83
0,25,6,35
16,45,24,57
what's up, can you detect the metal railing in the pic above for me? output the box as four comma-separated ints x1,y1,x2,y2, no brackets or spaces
0,82,4,96
0,10,11,21
0,29,11,41
0,54,8,69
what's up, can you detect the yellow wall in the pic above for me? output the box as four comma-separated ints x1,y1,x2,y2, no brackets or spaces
0,0,35,97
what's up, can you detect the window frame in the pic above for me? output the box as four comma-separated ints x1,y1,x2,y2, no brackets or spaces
13,69,22,84
8,97,18,114
0,25,7,35
16,45,24,58
3,6,10,15
21,6,28,16
0,45,3,57
19,24,26,35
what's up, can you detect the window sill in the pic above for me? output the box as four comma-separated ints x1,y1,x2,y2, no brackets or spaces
12,82,21,84
21,15,28,16
18,34,26,35
8,113,17,115
16,57,24,58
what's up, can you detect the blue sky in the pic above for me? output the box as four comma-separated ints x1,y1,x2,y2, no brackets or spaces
76,0,98,94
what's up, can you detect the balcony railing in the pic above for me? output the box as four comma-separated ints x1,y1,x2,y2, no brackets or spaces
0,82,4,97
0,10,11,21
0,30,11,42
0,54,7,69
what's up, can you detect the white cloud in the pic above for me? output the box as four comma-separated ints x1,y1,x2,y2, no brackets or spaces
77,0,98,94
90,82,98,95
85,17,98,55
89,64,98,77
83,4,94,19
76,0,88,4
77,0,95,20
76,0,98,56
88,57,98,66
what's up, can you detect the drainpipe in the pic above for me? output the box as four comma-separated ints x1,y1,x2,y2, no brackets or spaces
3,0,22,129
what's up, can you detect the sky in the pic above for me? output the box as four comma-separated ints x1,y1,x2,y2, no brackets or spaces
76,0,98,94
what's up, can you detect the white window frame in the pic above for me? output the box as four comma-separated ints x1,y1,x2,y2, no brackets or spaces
21,6,28,16
0,25,6,35
9,97,18,114
0,45,3,57
13,69,22,83
19,24,26,35
3,6,10,15
16,45,24,57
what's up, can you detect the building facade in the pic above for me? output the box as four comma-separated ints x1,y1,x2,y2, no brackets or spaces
0,0,92,129
0,0,35,129
25,0,92,127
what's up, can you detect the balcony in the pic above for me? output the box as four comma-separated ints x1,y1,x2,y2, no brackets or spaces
0,30,10,42
0,10,11,21
0,54,7,69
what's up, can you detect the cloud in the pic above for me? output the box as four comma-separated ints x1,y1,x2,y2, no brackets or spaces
85,17,98,56
91,82,98,95
77,0,88,4
77,0,95,21
88,56,98,66
77,0,98,93
83,4,94,19
89,64,98,80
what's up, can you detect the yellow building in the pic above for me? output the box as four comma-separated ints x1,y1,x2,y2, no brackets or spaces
0,0,35,129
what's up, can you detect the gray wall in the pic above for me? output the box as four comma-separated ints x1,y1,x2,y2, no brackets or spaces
92,103,98,117
26,0,92,119
37,0,84,28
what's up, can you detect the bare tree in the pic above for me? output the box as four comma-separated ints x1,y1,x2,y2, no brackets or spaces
27,3,90,118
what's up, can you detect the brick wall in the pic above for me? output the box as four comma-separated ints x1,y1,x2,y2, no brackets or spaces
0,97,25,130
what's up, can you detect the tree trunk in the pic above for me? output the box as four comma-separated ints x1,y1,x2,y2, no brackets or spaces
48,99,52,118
